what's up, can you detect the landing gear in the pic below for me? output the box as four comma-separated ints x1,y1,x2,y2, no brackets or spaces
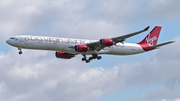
19,51,22,54
82,55,87,61
97,56,102,60
82,58,86,61
18,47,23,55
82,54,102,63
85,60,90,63
82,55,90,63
89,57,93,60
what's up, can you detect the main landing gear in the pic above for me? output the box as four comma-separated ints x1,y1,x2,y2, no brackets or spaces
82,54,102,63
18,47,23,54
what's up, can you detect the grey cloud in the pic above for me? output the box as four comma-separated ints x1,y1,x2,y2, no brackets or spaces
0,49,120,101
0,0,125,41
2,0,179,42
1,0,180,101
145,0,180,22
114,37,180,101
124,85,180,101
1,35,179,101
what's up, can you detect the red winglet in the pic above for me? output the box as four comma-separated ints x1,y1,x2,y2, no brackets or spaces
144,26,150,31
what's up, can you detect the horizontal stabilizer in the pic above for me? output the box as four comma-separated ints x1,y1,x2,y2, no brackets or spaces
147,41,175,49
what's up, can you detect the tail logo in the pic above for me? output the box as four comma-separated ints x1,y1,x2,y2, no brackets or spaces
146,33,157,45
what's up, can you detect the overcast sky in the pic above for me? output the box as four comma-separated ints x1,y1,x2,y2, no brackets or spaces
1,0,180,101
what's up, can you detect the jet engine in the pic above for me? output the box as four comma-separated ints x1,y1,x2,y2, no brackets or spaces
55,51,75,59
100,39,114,46
75,45,88,52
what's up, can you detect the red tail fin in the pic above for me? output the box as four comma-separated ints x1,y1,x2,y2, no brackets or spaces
138,26,161,46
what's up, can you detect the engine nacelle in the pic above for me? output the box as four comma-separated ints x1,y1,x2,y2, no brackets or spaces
75,45,88,52
55,51,75,59
100,39,114,46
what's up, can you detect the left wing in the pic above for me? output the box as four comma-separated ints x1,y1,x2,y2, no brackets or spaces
86,26,150,51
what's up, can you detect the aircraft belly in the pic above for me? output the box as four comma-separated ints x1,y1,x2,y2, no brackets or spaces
63,47,97,55
111,47,131,55
20,41,66,51
108,43,145,55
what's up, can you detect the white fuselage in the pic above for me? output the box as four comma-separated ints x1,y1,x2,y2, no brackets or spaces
6,35,145,55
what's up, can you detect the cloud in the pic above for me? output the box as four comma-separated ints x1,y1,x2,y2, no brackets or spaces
2,0,180,42
0,0,127,42
1,35,179,101
0,0,44,40
145,0,180,22
115,36,180,101
145,85,180,101
0,49,121,101
1,0,180,101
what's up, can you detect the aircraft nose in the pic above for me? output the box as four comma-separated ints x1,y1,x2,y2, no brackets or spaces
6,40,10,44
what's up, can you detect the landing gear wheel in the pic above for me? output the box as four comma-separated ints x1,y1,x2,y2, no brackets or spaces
18,47,22,55
92,54,98,59
82,58,86,61
86,60,90,63
19,51,22,54
97,56,102,60
89,57,93,60
81,54,101,63
82,54,87,61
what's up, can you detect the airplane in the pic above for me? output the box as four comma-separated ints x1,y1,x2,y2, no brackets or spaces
6,26,174,63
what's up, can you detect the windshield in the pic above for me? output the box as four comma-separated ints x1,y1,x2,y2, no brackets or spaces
10,37,15,39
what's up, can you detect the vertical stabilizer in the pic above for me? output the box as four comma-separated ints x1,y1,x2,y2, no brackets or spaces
138,26,161,46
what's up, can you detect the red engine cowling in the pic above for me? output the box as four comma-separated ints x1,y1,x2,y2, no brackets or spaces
75,45,88,52
55,51,75,59
100,39,114,46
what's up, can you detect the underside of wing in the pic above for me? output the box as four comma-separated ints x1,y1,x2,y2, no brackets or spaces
86,41,104,51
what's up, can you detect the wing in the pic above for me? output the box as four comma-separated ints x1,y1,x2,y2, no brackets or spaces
86,26,150,51
112,26,150,43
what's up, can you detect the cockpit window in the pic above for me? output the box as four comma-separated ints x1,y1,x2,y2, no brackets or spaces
10,37,15,39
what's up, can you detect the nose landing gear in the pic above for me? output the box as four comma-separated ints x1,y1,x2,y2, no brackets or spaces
18,47,23,54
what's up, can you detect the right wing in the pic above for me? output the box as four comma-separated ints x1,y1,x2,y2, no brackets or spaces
111,26,150,43
86,26,150,51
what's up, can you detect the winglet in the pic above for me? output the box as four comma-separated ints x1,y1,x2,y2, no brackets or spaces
144,26,150,31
